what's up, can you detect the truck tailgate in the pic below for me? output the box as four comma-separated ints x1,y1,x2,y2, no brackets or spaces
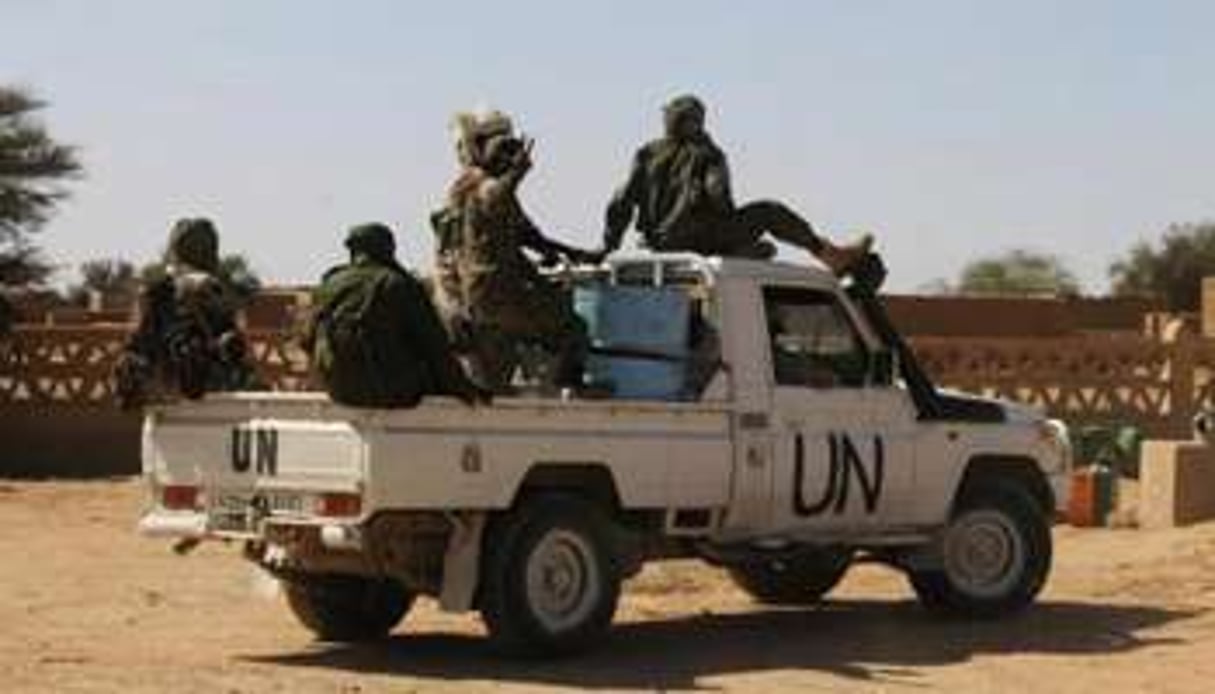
142,413,365,536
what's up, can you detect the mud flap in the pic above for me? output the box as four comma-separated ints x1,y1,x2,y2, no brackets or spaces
439,512,487,612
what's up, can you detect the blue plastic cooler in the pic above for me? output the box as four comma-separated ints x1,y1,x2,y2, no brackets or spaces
574,285,691,400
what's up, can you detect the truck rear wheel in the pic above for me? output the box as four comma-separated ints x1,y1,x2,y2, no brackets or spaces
908,480,1051,618
728,547,852,605
283,574,414,642
480,494,621,656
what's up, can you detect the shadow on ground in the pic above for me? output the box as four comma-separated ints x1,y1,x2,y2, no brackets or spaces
244,599,1200,690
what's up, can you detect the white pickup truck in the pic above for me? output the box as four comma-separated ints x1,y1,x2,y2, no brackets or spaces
139,253,1071,656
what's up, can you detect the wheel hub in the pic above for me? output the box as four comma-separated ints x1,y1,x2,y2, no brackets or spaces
943,508,1025,598
525,529,600,632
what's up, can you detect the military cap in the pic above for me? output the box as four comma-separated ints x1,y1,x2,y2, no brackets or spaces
345,222,397,260
663,94,707,123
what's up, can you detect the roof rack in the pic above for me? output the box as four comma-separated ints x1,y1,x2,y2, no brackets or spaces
604,253,715,288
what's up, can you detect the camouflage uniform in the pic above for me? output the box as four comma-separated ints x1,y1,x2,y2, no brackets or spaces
306,223,485,408
432,109,516,344
435,128,595,392
114,218,254,408
603,95,870,270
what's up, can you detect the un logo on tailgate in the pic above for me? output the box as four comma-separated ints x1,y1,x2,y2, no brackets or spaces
230,425,279,476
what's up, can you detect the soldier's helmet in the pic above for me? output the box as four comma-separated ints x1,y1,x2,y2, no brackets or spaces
451,108,515,166
663,94,707,139
345,222,397,262
166,218,220,273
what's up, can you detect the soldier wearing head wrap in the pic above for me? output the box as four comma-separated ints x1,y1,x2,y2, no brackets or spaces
450,108,515,169
432,109,601,392
601,94,872,273
305,223,487,408
430,109,517,345
114,217,254,408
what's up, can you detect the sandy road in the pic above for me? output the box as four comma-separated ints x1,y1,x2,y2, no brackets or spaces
2,479,1215,693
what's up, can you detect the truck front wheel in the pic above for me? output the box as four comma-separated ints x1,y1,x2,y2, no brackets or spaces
480,494,621,656
908,480,1051,618
283,574,414,642
728,547,852,605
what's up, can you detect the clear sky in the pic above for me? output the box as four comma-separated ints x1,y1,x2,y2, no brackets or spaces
4,0,1213,292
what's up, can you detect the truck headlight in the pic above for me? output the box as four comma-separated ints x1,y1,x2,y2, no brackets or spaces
1036,419,1072,471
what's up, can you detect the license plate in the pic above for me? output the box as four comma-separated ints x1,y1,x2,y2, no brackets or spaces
214,490,306,518
210,509,255,534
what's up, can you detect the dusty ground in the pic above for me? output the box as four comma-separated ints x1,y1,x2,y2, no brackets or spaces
2,480,1215,693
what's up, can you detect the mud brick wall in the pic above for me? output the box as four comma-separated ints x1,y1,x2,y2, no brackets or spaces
0,325,309,478
0,289,1202,478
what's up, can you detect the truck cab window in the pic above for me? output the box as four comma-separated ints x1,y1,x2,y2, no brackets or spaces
763,287,869,388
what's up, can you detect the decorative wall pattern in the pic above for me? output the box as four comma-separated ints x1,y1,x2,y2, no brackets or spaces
3,325,1212,437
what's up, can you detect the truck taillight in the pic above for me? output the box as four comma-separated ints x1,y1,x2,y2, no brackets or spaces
161,485,199,511
316,492,361,517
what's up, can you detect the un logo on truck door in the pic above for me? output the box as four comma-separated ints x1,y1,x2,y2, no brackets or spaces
230,425,279,476
793,432,884,516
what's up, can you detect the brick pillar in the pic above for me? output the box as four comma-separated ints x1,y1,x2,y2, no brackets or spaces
1168,335,1196,438
1203,277,1215,338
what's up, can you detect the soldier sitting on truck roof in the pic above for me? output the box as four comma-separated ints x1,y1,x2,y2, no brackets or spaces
599,94,872,274
304,223,489,409
432,109,603,393
113,217,256,409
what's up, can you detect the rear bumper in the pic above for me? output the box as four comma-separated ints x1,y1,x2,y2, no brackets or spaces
137,510,363,551
137,512,208,539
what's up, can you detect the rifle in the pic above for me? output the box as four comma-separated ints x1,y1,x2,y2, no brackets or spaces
843,253,945,420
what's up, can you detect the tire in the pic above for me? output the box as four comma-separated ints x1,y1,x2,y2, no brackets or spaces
728,547,852,606
283,574,414,642
480,494,622,656
908,480,1052,618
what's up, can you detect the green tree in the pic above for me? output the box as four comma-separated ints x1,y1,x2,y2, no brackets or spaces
0,86,81,289
956,249,1080,298
65,258,139,307
1109,222,1215,311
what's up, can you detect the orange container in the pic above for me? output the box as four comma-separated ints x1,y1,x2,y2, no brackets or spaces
1067,466,1114,527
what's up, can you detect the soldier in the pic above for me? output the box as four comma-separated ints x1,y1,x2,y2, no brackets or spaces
601,94,872,273
433,111,600,392
304,222,488,409
114,217,254,409
431,109,517,348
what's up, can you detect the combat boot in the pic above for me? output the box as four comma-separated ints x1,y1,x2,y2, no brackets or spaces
818,233,875,276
